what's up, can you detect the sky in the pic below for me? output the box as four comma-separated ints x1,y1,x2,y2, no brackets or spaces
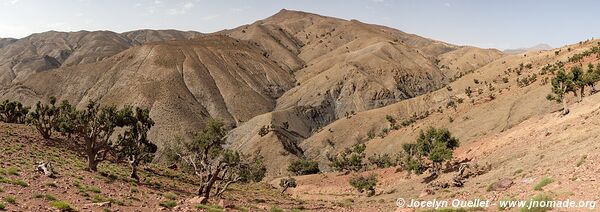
0,0,599,50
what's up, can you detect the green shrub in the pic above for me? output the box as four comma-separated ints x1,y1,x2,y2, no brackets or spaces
519,193,553,212
327,144,366,172
270,206,284,212
367,153,398,168
279,177,297,193
0,203,4,210
6,167,19,176
159,200,177,208
163,192,177,200
4,196,16,204
11,180,28,187
349,174,377,196
287,159,320,175
44,194,57,201
533,177,554,191
87,186,101,193
402,127,459,175
50,201,75,211
576,155,587,167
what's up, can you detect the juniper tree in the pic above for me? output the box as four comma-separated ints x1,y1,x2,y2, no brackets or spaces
571,66,586,102
547,68,576,115
279,177,297,194
287,159,320,175
114,106,157,182
402,127,459,175
0,100,29,123
349,174,378,196
27,96,60,139
55,100,76,138
167,119,266,200
416,127,459,175
584,63,600,94
73,101,129,172
327,143,366,172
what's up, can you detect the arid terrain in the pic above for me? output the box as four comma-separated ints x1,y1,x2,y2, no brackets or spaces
0,9,599,212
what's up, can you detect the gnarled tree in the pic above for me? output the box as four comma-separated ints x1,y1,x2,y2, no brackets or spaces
167,119,266,200
547,68,576,115
55,100,77,138
402,127,459,176
27,96,60,139
0,100,29,123
73,101,128,172
327,144,366,173
115,106,157,182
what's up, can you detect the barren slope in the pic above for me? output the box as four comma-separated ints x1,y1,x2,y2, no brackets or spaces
224,10,505,175
0,30,202,85
0,35,295,146
272,40,600,211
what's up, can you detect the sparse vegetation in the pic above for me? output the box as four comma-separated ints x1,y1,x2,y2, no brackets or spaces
279,177,297,193
0,100,29,124
402,127,459,175
287,159,320,175
519,193,553,212
258,125,270,137
576,155,587,167
367,153,398,168
50,201,75,211
327,144,366,172
159,200,177,208
3,196,15,204
163,192,177,200
533,177,554,191
27,96,60,139
465,86,473,98
348,174,377,196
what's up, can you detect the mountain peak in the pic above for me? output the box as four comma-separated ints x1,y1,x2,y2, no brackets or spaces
503,43,553,54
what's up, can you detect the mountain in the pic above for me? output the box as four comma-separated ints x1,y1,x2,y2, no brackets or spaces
0,30,202,86
0,10,503,175
0,35,295,145
0,38,16,49
222,9,503,175
2,8,600,211
503,43,553,54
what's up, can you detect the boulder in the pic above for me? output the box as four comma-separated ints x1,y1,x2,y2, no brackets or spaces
489,179,513,191
187,196,207,204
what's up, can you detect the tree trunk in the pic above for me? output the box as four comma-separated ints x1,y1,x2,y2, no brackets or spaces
579,87,585,102
281,186,288,194
41,129,51,139
129,157,140,182
87,153,98,172
561,99,569,115
199,174,219,200
130,165,139,182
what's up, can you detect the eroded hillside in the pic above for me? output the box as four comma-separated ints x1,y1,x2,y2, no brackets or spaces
0,30,202,85
0,35,295,146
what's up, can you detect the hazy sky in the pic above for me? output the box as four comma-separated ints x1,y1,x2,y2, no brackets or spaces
1,0,599,49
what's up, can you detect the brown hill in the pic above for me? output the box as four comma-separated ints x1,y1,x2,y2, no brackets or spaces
223,10,504,175
299,39,600,170
0,38,16,49
0,35,294,146
0,30,202,86
0,10,504,175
